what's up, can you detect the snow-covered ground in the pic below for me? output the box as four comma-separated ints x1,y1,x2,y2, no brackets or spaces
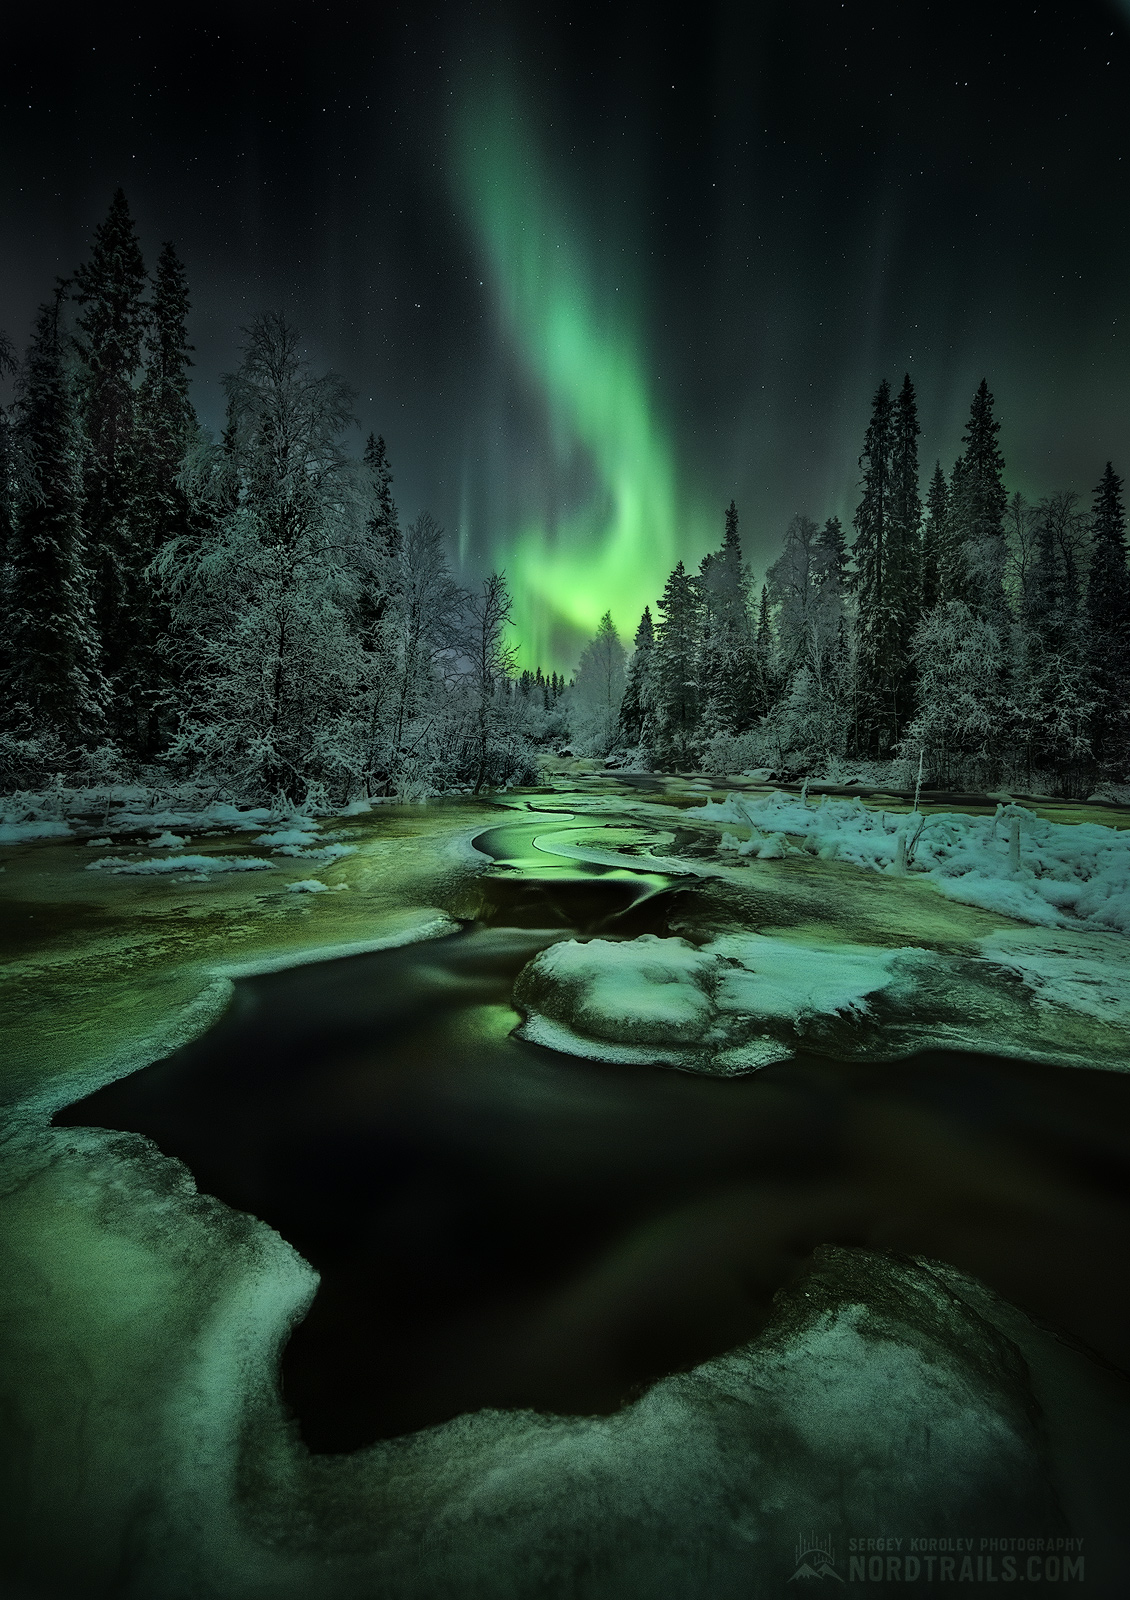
688,789,1130,935
516,931,920,1071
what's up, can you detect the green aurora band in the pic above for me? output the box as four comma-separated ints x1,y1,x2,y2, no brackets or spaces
453,93,712,671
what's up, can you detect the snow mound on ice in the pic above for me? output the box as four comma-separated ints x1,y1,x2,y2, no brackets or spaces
0,819,73,842
271,841,358,863
254,827,321,848
286,878,332,893
146,830,186,849
86,854,275,875
514,932,917,1068
978,928,1130,1023
689,791,1130,936
709,932,904,1022
520,934,715,1045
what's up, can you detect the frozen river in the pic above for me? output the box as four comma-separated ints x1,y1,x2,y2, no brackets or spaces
4,777,1130,1595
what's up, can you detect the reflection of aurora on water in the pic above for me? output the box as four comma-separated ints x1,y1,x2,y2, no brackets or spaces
452,85,716,672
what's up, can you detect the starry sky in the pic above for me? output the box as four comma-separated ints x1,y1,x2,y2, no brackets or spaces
3,0,1130,667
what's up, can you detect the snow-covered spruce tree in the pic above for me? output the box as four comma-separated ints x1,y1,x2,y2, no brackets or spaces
814,515,849,624
368,509,466,795
72,188,149,745
780,653,849,764
569,610,626,756
0,330,17,689
617,606,657,758
921,462,948,612
460,570,527,792
1010,490,1093,792
652,560,703,769
762,512,848,766
942,456,972,605
3,301,106,746
698,500,756,735
1086,462,1130,772
158,312,362,802
767,513,820,671
513,667,567,750
901,600,1010,789
133,241,199,753
891,374,922,612
758,511,852,769
352,434,406,785
357,432,400,644
953,379,1009,621
1002,490,1038,614
851,377,918,757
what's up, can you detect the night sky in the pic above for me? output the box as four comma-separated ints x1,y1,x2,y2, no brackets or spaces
3,0,1130,667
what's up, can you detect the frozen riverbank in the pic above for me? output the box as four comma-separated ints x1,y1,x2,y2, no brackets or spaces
3,775,1130,1597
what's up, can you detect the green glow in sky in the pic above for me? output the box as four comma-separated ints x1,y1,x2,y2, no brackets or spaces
454,90,705,671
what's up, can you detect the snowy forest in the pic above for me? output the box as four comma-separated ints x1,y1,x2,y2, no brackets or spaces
2,191,1129,805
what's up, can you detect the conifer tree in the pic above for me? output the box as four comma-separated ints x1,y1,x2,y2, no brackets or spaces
571,610,626,755
5,302,105,742
767,514,820,669
699,499,753,734
756,584,772,651
617,606,656,752
955,379,1008,619
850,376,924,755
1011,490,1093,788
0,332,17,686
942,457,971,604
465,570,518,792
1086,462,1130,767
891,373,922,626
851,379,902,755
0,331,15,569
652,561,702,769
134,240,198,751
921,462,948,611
73,188,149,736
357,432,401,651
364,433,399,560
815,515,848,599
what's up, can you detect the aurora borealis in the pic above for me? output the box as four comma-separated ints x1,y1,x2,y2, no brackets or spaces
4,0,1130,669
453,87,695,667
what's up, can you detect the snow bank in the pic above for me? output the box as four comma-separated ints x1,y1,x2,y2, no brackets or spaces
525,935,715,1045
254,827,320,848
0,819,73,843
690,791,1130,936
979,928,1130,1024
270,842,358,863
709,933,908,1022
514,931,918,1071
86,855,275,876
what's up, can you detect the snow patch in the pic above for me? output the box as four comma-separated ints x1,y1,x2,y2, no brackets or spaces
254,827,321,848
0,819,73,842
271,841,358,863
688,790,1130,936
514,931,919,1070
86,854,275,876
709,933,908,1022
978,928,1130,1023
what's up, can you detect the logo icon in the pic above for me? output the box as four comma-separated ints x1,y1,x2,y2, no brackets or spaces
789,1534,844,1582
